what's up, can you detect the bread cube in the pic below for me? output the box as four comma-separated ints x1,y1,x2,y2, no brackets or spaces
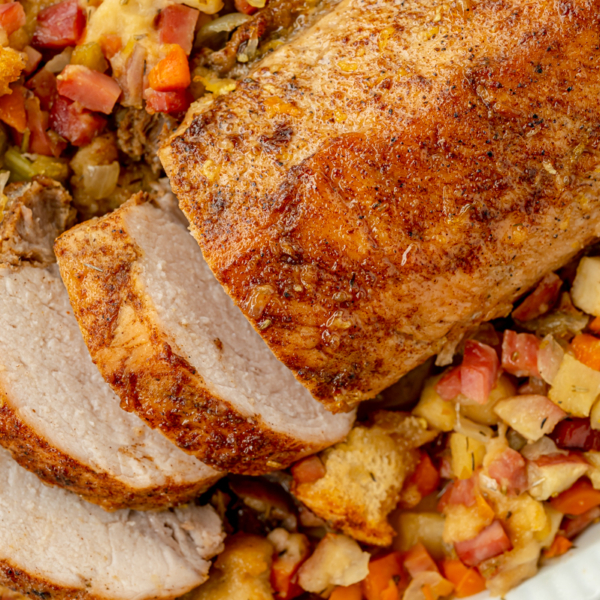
549,354,600,417
572,256,600,316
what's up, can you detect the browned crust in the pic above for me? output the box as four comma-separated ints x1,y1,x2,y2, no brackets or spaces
162,0,600,412
54,194,325,474
0,386,220,511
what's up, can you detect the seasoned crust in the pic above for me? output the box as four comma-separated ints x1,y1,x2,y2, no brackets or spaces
55,194,333,474
0,385,220,511
162,0,600,412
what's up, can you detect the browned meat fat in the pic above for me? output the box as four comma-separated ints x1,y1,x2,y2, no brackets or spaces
161,0,600,412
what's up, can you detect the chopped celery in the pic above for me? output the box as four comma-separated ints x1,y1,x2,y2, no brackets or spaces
71,42,108,73
4,147,34,181
31,155,70,182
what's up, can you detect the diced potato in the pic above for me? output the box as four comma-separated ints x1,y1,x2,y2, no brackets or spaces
535,505,563,548
443,496,494,544
449,432,486,480
483,541,541,597
488,492,547,547
461,374,516,425
390,512,446,559
297,534,369,594
585,451,600,489
190,533,273,600
413,376,456,432
549,354,600,417
528,458,589,501
572,256,600,316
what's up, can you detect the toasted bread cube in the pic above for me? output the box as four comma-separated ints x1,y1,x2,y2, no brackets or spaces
572,256,600,316
292,412,432,546
549,354,600,417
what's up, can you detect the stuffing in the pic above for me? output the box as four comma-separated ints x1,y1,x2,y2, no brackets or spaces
292,411,435,546
0,47,24,96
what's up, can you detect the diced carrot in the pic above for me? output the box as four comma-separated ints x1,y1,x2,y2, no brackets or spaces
422,584,435,600
330,583,363,600
291,455,326,484
403,543,439,578
362,552,406,600
441,559,486,598
407,452,440,497
543,535,573,559
25,95,66,157
572,334,600,371
98,34,122,59
550,478,600,516
0,84,27,132
590,317,600,334
148,44,191,92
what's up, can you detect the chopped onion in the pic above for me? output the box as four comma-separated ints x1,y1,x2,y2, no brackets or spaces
538,334,564,384
246,0,266,6
454,406,494,443
82,162,120,200
521,436,567,461
45,47,73,73
196,12,251,43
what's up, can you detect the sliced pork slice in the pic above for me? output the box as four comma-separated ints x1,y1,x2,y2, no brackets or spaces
0,446,224,600
55,193,355,474
0,178,221,511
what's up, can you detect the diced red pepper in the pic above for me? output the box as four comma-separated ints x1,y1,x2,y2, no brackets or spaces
291,455,326,485
0,84,27,133
234,0,259,14
437,477,477,512
502,330,540,378
461,340,500,404
49,94,106,146
158,4,199,55
57,65,121,114
32,0,86,50
436,366,462,401
512,272,562,321
144,87,192,115
148,44,191,92
551,418,600,452
487,448,527,495
403,543,439,578
454,521,512,567
26,68,57,111
25,96,66,157
0,2,26,36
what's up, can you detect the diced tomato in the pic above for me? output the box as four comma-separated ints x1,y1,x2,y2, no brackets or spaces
512,272,562,321
454,521,512,567
551,418,600,452
144,87,192,115
234,0,259,14
23,45,43,75
572,334,600,371
561,506,600,539
25,96,66,157
435,366,462,401
437,477,476,512
148,44,191,92
291,455,326,485
502,330,540,378
406,452,440,497
0,2,25,36
363,552,408,600
57,65,121,114
487,448,528,495
32,0,86,50
403,543,439,578
461,340,500,404
158,4,199,55
98,34,122,59
26,68,57,111
49,94,106,146
0,84,27,133
551,478,600,516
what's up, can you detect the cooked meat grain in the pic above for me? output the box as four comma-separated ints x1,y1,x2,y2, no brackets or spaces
55,193,355,474
0,177,75,267
162,0,600,412
0,445,224,600
0,263,222,510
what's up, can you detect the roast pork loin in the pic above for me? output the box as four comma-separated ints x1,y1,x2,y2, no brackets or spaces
55,193,355,474
0,178,221,510
0,445,224,600
161,0,600,412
